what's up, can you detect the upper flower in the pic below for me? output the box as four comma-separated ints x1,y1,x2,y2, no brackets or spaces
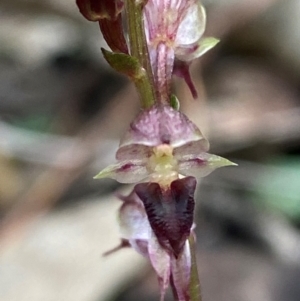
76,0,218,100
143,0,219,100
95,104,234,186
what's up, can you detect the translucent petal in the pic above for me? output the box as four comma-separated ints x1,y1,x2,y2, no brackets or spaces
174,139,210,158
176,3,206,46
94,160,149,183
178,153,237,178
116,144,152,160
118,191,151,241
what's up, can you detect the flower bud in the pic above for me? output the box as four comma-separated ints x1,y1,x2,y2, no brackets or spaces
76,0,128,53
76,0,123,21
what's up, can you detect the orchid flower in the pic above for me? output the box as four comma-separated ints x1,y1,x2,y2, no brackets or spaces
96,104,235,301
144,0,219,100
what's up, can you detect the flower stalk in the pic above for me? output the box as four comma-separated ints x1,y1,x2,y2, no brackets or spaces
125,0,156,108
188,234,202,301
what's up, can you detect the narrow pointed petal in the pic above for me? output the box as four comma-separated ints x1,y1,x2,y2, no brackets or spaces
178,153,237,178
103,239,131,256
170,241,191,301
135,177,196,257
119,105,205,150
148,235,171,301
173,60,198,99
94,160,149,183
176,37,220,62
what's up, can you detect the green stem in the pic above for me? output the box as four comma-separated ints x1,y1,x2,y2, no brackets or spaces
125,0,156,108
188,234,202,301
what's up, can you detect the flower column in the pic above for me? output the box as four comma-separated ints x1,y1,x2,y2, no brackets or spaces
76,1,235,300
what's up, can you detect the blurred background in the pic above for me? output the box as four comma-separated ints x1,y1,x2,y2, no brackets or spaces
1,0,300,300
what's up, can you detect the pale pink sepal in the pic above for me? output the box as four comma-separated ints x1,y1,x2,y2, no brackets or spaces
118,104,206,151
178,153,237,178
94,159,149,183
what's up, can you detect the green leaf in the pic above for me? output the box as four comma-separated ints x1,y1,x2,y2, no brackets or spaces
101,48,146,80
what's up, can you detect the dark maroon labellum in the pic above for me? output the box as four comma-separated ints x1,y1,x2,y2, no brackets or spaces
135,177,196,258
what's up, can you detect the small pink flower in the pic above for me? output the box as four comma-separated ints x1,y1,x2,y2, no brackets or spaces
144,0,219,100
96,103,235,301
